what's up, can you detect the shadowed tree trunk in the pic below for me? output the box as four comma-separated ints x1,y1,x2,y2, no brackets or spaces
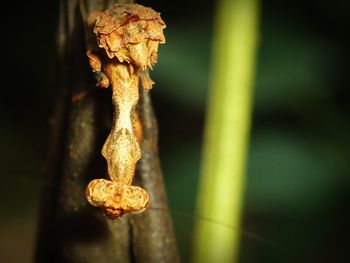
35,0,179,262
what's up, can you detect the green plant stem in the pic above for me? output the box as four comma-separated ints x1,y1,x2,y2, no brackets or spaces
192,0,260,262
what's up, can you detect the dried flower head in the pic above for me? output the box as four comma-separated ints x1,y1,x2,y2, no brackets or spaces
94,3,166,69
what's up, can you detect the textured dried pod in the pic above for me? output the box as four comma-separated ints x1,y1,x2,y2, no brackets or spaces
86,179,149,219
101,128,141,184
94,3,166,69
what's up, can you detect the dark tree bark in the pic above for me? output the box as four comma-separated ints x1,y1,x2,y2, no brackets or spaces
130,91,179,263
35,0,179,262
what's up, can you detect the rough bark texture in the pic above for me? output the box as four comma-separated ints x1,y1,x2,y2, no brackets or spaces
130,91,179,263
35,0,179,262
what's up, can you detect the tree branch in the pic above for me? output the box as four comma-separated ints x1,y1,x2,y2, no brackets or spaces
35,1,179,262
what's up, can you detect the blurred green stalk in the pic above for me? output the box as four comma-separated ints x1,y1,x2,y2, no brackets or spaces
192,0,260,262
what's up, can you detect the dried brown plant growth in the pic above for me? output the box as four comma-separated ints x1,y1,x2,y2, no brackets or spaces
85,3,166,219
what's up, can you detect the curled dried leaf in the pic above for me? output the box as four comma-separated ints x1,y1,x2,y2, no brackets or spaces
86,50,110,88
86,50,102,72
94,3,166,69
84,4,166,219
139,70,155,91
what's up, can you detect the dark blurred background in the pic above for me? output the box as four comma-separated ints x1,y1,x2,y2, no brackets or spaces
1,0,349,262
